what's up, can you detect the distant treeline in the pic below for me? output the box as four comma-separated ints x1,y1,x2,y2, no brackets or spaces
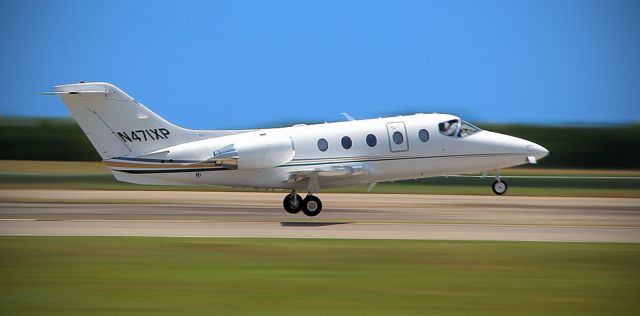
1,118,101,161
479,123,639,169
1,117,638,169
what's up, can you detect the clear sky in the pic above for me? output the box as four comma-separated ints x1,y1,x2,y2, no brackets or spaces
1,0,639,128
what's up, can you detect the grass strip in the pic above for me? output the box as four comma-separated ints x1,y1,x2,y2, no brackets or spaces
1,237,639,315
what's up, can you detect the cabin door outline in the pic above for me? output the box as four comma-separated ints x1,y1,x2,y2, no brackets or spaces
386,121,409,152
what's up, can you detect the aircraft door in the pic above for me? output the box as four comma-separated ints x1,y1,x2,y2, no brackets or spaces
386,121,409,152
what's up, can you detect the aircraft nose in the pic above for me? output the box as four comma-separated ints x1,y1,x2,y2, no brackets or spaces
527,143,549,160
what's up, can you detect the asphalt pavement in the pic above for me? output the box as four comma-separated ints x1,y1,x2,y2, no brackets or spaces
1,190,638,242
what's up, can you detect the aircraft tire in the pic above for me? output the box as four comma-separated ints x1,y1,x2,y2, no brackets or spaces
492,180,508,195
283,193,303,214
301,195,322,217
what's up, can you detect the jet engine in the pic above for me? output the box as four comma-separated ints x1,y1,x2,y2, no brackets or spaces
206,134,295,170
140,133,295,170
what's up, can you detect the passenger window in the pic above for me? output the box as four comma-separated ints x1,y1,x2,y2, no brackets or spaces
392,131,404,144
366,134,377,147
418,129,429,142
341,136,352,149
317,138,328,152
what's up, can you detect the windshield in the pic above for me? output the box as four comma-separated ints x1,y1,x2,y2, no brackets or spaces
438,119,481,138
458,120,481,137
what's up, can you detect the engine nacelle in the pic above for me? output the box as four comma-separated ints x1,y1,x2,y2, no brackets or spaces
233,135,295,169
141,133,295,170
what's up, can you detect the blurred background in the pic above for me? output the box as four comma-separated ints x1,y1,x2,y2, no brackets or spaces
0,0,639,195
1,0,640,128
1,2,640,315
1,116,638,169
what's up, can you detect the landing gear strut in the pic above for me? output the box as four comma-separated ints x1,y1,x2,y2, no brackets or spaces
282,191,323,217
491,171,508,195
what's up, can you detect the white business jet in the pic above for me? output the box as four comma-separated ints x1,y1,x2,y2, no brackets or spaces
43,82,548,216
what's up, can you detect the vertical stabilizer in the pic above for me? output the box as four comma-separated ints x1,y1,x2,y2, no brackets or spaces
53,82,197,159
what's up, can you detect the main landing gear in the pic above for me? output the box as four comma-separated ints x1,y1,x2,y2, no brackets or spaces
491,171,508,195
283,191,323,217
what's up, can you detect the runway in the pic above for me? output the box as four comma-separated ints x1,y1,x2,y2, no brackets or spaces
1,190,639,242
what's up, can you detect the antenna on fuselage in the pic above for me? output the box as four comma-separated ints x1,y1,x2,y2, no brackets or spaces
340,113,355,121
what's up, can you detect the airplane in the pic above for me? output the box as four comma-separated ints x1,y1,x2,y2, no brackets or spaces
42,82,549,217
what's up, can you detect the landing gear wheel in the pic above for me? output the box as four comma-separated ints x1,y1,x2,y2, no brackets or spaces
492,180,508,195
301,195,322,217
283,193,303,214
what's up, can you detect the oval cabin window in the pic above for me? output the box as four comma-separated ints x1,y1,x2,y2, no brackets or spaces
366,134,377,147
418,129,430,142
317,138,328,152
392,131,404,145
341,136,352,149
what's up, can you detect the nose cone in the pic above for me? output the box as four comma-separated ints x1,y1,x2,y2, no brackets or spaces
528,143,549,160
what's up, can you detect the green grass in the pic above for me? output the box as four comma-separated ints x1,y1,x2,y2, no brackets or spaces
331,178,640,197
1,160,639,197
1,172,638,198
1,237,639,315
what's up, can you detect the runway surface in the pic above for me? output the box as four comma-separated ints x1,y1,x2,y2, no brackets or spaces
1,190,639,242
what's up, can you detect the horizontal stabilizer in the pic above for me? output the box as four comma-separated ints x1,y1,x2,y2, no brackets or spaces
36,91,107,95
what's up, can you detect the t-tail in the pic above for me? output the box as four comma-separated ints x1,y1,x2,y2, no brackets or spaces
44,82,204,159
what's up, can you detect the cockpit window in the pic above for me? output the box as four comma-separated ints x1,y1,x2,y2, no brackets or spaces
438,119,481,138
438,119,459,136
458,120,481,137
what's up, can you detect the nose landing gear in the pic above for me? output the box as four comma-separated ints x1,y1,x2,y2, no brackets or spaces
283,191,323,216
491,171,508,195
492,180,508,195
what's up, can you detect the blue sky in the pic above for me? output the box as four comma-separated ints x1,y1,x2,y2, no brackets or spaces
1,0,639,128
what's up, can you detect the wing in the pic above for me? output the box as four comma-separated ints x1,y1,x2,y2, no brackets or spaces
285,165,370,193
285,165,369,183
